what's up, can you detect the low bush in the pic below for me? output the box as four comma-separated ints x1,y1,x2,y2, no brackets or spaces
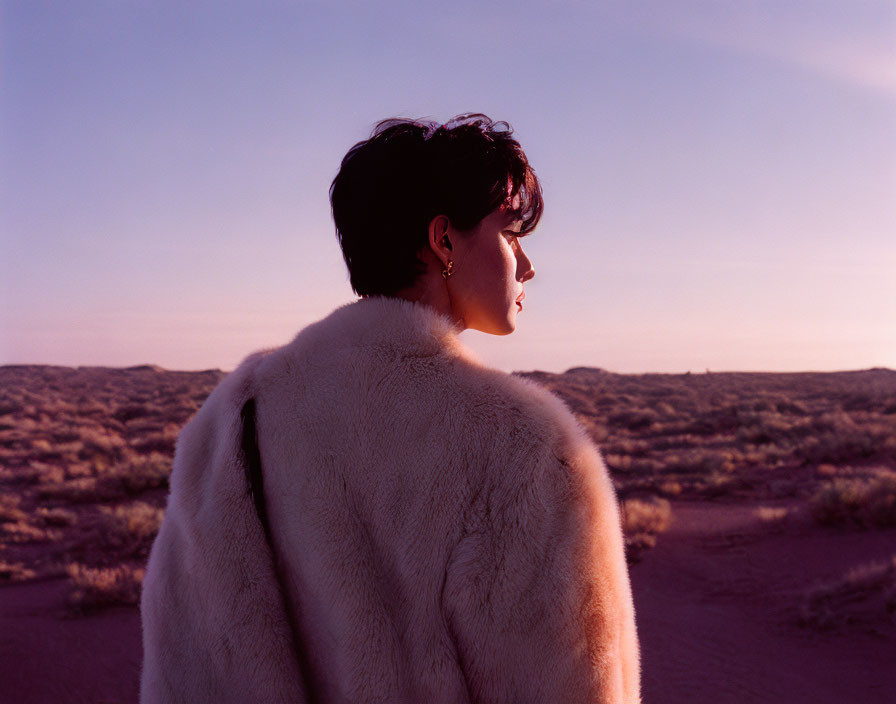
798,555,896,634
36,506,78,527
621,495,671,563
66,562,145,612
95,501,164,561
810,472,896,528
0,494,26,523
35,455,171,505
755,506,790,523
0,560,36,582
1,518,56,543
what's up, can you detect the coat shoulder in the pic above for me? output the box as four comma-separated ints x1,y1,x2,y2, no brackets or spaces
455,362,599,466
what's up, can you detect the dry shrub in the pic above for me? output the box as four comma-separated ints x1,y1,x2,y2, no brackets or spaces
623,496,671,534
697,471,752,498
608,409,658,431
100,453,171,495
35,454,170,504
3,465,39,485
37,506,78,527
816,463,839,478
606,438,650,457
865,473,896,526
50,428,80,443
655,401,676,416
810,472,896,528
755,506,790,523
621,496,671,563
0,560,36,582
18,461,66,485
64,461,93,479
531,368,896,500
97,501,164,560
114,404,152,423
77,427,127,457
36,462,66,484
798,555,896,634
37,477,100,504
736,412,799,446
659,480,682,497
629,457,663,475
0,494,27,523
1,518,56,543
798,430,877,466
1,495,60,543
31,438,53,454
66,562,145,612
131,425,179,455
603,454,631,472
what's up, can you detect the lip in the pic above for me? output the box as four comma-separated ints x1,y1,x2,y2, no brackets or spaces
516,291,526,303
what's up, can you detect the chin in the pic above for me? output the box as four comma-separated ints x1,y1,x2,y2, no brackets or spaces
491,316,517,336
466,306,518,335
469,318,515,335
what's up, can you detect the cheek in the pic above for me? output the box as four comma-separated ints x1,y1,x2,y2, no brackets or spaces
488,249,516,292
473,246,503,280
460,240,516,308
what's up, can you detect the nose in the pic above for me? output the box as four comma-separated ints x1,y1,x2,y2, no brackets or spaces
517,244,535,282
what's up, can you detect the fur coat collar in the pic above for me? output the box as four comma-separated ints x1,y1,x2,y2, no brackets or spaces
141,296,640,703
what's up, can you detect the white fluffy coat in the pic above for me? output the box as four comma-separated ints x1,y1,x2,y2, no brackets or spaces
140,296,640,703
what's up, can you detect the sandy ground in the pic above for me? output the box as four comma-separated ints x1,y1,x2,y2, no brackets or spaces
1,499,893,704
0,580,141,704
634,500,895,704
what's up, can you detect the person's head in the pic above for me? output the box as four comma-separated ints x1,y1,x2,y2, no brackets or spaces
329,113,542,334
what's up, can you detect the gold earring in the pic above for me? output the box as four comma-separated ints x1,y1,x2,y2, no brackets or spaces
441,259,454,280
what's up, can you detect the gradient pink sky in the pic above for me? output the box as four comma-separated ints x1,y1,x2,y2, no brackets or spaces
2,0,894,373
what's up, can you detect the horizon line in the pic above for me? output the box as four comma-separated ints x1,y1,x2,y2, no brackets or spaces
3,361,894,378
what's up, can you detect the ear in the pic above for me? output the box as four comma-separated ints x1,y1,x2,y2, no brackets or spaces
426,214,453,265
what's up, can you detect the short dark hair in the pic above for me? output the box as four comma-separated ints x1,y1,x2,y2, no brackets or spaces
329,113,543,297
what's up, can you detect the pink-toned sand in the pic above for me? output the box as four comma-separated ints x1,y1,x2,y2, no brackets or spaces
0,579,141,704
2,499,893,703
633,500,895,703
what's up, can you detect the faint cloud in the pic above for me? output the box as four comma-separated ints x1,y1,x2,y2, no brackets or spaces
657,0,896,94
437,0,896,94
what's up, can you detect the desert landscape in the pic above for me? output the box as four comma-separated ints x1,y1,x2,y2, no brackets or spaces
1,363,894,703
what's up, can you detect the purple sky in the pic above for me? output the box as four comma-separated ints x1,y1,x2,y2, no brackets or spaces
2,0,894,373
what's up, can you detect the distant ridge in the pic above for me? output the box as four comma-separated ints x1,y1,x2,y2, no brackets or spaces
0,364,225,378
564,366,612,376
1,363,892,377
513,366,896,378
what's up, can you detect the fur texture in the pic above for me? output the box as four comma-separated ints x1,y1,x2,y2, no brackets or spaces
140,296,640,703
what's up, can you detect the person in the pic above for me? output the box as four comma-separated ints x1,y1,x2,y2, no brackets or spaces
140,114,640,703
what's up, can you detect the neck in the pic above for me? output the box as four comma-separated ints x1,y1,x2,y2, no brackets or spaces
390,261,465,331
